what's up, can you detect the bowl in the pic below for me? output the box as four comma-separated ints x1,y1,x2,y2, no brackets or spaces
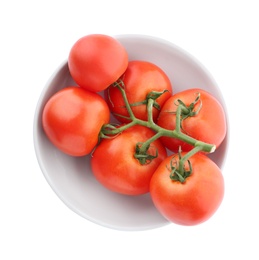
33,34,229,231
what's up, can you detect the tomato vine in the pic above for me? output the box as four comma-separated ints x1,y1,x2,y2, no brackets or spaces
100,79,216,182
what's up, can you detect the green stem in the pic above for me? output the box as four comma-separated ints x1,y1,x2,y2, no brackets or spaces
171,131,215,153
178,145,203,177
136,98,215,154
101,120,136,137
147,97,155,124
101,81,216,158
175,103,182,133
136,131,164,155
113,80,136,120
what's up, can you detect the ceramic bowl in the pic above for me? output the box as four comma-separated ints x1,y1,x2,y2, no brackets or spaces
33,35,229,231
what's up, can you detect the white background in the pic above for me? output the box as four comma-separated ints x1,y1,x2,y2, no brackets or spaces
1,0,258,259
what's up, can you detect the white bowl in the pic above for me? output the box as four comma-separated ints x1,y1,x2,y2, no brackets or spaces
33,35,229,231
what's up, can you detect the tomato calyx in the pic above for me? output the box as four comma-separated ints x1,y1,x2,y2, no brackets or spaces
129,90,169,111
178,92,202,118
168,151,192,183
163,92,202,132
177,92,202,130
168,146,204,183
134,142,158,165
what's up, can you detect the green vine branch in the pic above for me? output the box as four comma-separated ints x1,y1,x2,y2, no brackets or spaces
100,79,216,181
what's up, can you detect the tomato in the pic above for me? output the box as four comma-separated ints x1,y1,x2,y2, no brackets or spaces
150,153,224,225
42,86,110,156
157,88,226,152
105,60,172,123
68,34,128,92
91,125,167,195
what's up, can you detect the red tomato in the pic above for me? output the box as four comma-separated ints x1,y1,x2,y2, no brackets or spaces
157,88,226,152
91,125,167,195
42,87,110,156
150,153,224,225
105,60,172,123
68,34,128,92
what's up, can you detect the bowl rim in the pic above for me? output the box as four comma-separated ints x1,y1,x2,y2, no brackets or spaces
33,34,229,230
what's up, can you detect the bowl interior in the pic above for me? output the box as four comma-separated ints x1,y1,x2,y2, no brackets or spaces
33,35,228,231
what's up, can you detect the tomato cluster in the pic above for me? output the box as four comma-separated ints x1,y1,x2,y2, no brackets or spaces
42,34,227,226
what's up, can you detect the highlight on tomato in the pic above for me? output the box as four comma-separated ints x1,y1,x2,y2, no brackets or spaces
91,125,167,195
42,86,110,156
105,60,172,123
150,152,224,226
68,34,128,92
157,88,227,153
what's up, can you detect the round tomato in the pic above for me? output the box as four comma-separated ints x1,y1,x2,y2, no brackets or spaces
157,88,226,152
68,34,128,92
150,153,224,225
91,125,167,195
42,86,110,156
105,60,172,123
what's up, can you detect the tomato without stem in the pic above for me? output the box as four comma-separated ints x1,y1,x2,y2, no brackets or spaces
150,153,224,225
68,34,128,92
157,88,226,152
91,125,167,195
105,60,172,123
42,87,110,156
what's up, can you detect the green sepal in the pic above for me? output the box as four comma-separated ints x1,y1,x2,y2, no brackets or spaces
134,142,158,165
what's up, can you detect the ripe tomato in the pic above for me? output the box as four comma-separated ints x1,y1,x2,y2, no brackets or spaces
68,34,128,92
91,125,167,195
42,87,110,156
150,153,224,225
105,60,172,123
157,88,226,152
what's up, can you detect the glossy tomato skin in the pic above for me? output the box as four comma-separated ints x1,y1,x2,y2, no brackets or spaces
150,153,224,225
105,60,172,123
157,88,226,152
42,87,110,156
91,125,167,195
68,34,128,92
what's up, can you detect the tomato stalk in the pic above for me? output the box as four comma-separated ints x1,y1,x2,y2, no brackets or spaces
101,80,215,165
168,146,204,183
127,90,169,111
